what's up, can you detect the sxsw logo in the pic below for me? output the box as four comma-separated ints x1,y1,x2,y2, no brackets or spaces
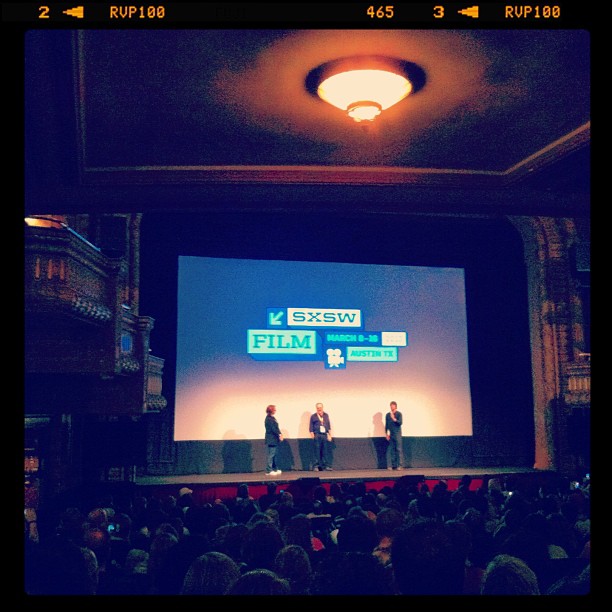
255,306,406,366
266,308,363,329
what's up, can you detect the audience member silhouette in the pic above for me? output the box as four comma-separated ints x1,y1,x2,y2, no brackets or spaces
177,486,194,508
264,507,281,528
372,506,404,568
497,511,554,592
546,562,590,595
257,482,279,512
108,511,134,569
240,521,286,572
335,511,378,554
313,550,394,595
391,518,467,595
493,506,525,547
245,511,273,527
327,482,343,504
26,535,98,595
130,492,148,521
458,506,496,576
141,496,170,538
270,490,298,527
154,520,180,539
480,553,541,595
86,506,110,532
429,479,456,521
180,551,241,595
183,503,212,541
155,520,212,594
82,525,112,592
231,483,260,524
545,511,580,559
209,500,232,532
226,568,291,595
160,493,185,521
100,547,150,595
212,522,249,568
311,484,332,514
273,544,314,595
282,513,324,565
147,531,179,593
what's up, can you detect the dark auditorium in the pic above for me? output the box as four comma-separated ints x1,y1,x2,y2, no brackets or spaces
22,25,590,597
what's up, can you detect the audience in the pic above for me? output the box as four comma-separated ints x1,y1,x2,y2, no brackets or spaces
23,472,591,597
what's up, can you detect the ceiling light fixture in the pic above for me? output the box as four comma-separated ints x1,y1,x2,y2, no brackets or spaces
306,56,426,123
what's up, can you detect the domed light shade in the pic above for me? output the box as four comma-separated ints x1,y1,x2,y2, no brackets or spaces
319,69,411,122
306,57,425,123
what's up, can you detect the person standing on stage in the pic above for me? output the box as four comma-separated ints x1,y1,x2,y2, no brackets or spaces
265,405,283,476
385,401,404,470
310,402,333,471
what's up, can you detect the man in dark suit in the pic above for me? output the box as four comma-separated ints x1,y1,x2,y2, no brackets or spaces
264,404,283,475
309,402,333,471
385,400,404,470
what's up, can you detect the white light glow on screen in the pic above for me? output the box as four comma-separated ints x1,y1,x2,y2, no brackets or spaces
174,256,473,441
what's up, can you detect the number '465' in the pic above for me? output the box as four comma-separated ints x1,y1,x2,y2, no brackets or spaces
367,5,394,18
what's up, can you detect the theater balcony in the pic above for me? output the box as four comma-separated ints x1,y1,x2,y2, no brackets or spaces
24,216,167,416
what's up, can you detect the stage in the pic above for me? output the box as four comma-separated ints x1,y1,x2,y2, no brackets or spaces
133,466,557,504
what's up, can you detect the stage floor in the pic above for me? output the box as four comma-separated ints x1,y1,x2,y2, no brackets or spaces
135,466,546,489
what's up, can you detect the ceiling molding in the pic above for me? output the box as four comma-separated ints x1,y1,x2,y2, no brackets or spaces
79,121,590,189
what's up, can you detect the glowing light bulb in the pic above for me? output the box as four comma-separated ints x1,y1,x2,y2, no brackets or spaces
317,68,412,122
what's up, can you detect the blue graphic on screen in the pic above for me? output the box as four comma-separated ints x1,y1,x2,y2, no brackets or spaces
247,328,322,361
249,307,407,366
175,256,473,441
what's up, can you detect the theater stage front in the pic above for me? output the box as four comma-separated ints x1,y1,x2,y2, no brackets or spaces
134,466,556,503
